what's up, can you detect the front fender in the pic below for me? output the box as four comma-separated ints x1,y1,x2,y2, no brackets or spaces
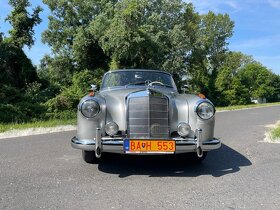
77,94,106,139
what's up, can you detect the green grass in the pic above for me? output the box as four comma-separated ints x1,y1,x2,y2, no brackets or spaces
217,102,280,111
0,118,76,133
270,123,280,141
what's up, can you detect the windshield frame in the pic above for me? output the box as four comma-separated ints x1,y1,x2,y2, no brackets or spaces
100,69,178,91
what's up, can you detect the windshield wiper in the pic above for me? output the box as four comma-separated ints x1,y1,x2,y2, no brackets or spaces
152,83,173,88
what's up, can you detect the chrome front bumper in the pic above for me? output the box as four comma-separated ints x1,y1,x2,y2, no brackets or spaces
71,136,221,154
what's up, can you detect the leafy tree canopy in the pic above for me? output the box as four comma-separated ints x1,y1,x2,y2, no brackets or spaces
6,0,42,48
0,41,38,88
42,0,109,71
239,62,277,100
39,0,280,111
42,0,234,92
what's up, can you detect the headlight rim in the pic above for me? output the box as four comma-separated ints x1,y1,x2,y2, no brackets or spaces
195,101,215,120
80,99,101,119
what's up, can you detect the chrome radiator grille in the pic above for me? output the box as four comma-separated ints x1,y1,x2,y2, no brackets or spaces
128,94,169,139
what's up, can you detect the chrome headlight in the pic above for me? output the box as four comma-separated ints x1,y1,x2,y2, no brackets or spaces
178,122,191,137
81,100,100,118
105,121,119,136
196,101,215,120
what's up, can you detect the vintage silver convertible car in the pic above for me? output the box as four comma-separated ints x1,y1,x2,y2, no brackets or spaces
71,69,221,163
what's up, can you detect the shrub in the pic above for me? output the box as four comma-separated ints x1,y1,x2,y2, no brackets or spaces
0,104,27,123
45,69,104,114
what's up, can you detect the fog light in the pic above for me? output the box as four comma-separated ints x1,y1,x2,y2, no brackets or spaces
178,122,191,137
105,121,119,136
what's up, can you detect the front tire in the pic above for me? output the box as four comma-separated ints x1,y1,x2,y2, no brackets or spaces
82,150,99,164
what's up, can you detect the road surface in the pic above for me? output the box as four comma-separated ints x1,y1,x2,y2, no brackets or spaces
0,106,280,209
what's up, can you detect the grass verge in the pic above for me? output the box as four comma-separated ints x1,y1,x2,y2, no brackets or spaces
216,102,280,111
0,118,76,133
270,123,280,142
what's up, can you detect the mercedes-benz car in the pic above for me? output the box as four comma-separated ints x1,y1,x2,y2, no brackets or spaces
71,69,221,163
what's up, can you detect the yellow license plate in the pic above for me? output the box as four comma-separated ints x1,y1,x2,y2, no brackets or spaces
124,139,175,153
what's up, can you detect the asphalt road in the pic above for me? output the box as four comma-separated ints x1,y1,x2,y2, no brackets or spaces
1,106,280,209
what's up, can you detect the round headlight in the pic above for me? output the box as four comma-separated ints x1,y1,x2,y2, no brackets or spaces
81,100,100,118
178,122,191,137
105,121,119,136
196,102,215,120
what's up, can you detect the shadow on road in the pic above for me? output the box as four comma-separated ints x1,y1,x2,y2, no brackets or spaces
97,143,252,178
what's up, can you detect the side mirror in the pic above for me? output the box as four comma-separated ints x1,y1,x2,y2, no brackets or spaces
91,84,97,91
181,85,189,94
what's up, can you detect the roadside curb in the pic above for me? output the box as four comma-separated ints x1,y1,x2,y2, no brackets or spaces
0,125,76,139
217,104,280,113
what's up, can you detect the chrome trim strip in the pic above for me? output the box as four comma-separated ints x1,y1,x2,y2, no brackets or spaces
72,136,221,154
125,151,174,154
71,137,95,145
95,128,102,158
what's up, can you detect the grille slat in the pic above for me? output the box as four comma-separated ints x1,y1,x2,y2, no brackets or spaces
128,94,169,139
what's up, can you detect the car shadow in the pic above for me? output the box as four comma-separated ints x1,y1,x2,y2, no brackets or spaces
97,143,252,178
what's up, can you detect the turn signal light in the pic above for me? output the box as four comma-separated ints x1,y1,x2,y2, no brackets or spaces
89,90,95,97
198,93,206,99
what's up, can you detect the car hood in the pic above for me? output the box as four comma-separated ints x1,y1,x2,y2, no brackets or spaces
97,87,200,132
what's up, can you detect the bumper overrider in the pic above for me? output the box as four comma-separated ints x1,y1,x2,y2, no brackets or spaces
71,128,221,157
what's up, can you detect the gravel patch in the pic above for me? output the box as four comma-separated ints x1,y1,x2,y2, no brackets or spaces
263,121,280,143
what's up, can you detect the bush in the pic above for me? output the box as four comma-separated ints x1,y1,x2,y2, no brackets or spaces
0,84,47,123
0,68,104,123
0,101,47,123
45,69,104,114
45,110,76,120
0,104,27,123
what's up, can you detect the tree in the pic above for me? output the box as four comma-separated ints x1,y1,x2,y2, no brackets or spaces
6,0,42,48
0,41,37,88
38,55,74,87
0,0,42,88
0,0,44,123
91,0,186,68
91,0,201,90
42,0,202,89
215,52,254,105
214,52,280,105
270,74,280,102
0,32,3,42
42,0,109,71
239,63,277,101
215,67,250,106
187,12,234,101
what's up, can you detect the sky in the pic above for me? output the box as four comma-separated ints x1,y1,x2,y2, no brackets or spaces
187,0,280,75
0,0,280,75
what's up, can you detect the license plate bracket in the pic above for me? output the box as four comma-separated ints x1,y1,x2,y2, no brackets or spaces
123,139,175,153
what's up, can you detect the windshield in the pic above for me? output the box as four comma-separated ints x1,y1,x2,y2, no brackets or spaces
101,70,176,90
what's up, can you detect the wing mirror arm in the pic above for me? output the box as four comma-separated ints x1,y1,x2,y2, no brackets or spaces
89,84,97,96
91,84,97,91
181,85,189,94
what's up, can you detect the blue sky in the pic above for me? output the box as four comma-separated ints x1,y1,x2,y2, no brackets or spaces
188,0,280,75
0,0,280,75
